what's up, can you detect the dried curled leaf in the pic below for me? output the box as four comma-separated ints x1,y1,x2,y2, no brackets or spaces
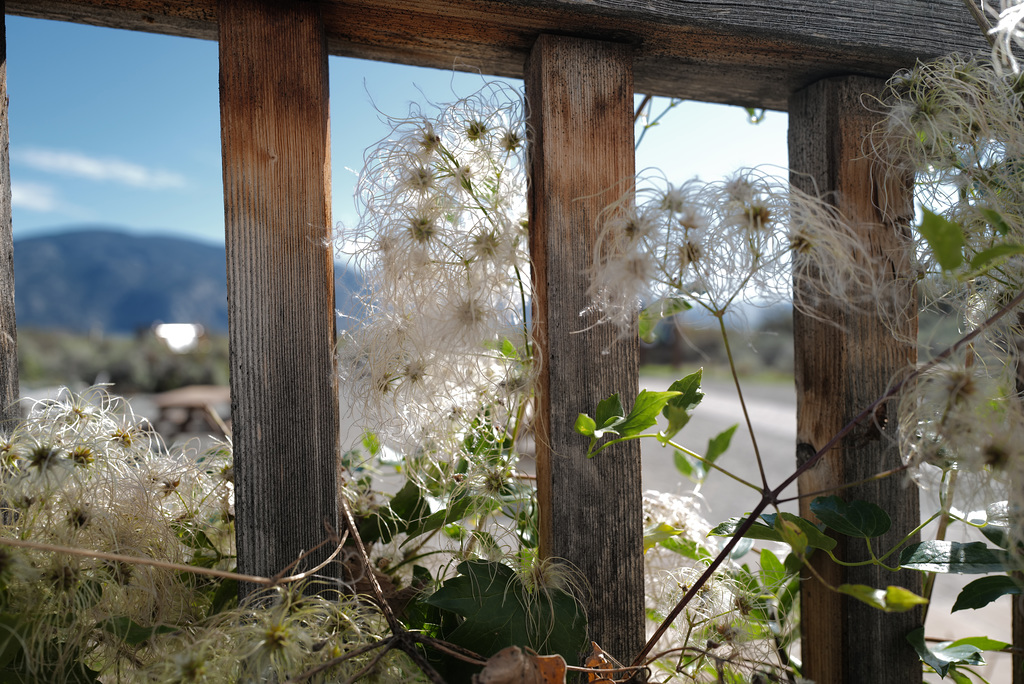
473,646,567,684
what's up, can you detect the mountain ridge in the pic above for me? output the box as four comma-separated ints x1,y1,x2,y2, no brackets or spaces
13,228,362,334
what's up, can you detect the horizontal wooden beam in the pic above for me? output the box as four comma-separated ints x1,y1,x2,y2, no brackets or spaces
9,0,986,109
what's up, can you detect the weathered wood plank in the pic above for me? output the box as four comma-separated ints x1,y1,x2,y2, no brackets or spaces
218,0,339,592
9,0,987,110
525,33,642,664
789,75,920,683
0,4,16,432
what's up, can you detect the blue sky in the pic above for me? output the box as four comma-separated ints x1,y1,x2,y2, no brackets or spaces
7,14,788,248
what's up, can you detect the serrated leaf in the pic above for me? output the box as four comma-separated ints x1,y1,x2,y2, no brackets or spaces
709,513,836,552
837,584,927,612
574,413,596,437
899,541,1008,574
705,425,737,466
658,369,704,444
919,208,966,271
952,575,1022,611
617,390,681,437
907,627,984,678
969,242,1024,271
639,296,691,342
595,394,624,429
810,496,892,538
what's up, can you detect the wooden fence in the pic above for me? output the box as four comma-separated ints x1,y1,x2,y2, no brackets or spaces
0,1,998,681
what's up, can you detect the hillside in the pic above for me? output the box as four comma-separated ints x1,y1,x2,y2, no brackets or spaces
13,228,362,334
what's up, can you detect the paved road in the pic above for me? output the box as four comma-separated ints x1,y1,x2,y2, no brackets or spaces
637,374,1011,682
638,375,798,523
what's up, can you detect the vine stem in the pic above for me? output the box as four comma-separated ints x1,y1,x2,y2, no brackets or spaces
717,312,770,494
632,284,1024,668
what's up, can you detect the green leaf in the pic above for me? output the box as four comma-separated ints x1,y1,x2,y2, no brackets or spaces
404,493,475,540
899,541,1008,574
660,537,712,562
948,666,972,684
425,560,586,665
952,575,1022,612
574,413,596,437
709,513,836,552
658,369,704,444
907,627,984,678
759,549,787,590
638,296,691,343
731,537,755,560
705,425,737,466
595,394,625,429
644,522,685,552
774,516,808,555
359,480,430,544
362,431,381,456
500,338,518,358
98,617,178,646
918,208,966,271
837,584,927,612
969,242,1024,271
673,449,698,479
0,613,25,673
809,496,892,539
762,512,838,552
208,578,239,616
981,207,1012,235
949,635,1011,651
617,390,681,437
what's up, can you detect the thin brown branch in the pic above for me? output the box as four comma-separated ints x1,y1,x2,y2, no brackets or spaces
0,535,274,586
962,0,996,46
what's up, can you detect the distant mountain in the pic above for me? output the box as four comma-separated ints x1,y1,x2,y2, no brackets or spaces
13,228,363,334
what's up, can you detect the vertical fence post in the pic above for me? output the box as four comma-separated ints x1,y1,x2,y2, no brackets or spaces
524,34,643,663
0,5,16,433
789,75,921,683
218,0,340,591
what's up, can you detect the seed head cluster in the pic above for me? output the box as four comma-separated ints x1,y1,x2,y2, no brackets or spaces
337,82,533,493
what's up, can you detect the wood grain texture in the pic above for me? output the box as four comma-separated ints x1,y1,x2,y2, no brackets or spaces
218,0,340,592
0,5,16,432
10,0,987,110
789,76,921,683
525,34,642,665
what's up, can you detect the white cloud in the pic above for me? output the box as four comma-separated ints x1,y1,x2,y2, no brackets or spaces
11,181,57,211
15,147,187,189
